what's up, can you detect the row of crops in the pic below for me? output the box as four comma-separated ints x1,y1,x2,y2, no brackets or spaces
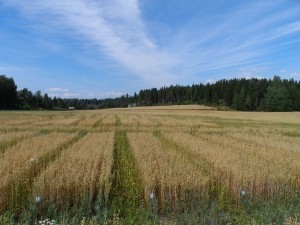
0,109,299,224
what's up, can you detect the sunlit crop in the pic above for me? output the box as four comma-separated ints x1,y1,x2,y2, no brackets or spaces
0,107,299,224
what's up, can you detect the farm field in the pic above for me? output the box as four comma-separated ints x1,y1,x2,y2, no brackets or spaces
0,106,300,224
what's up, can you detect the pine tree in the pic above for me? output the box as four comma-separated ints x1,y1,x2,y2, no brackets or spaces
264,76,292,111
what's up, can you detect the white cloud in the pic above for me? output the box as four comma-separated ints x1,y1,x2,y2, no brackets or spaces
48,92,80,98
48,93,60,98
63,92,80,98
47,87,68,92
280,69,287,73
0,65,27,73
2,0,300,87
205,79,215,84
237,67,267,78
49,91,124,99
166,2,300,78
289,72,300,80
100,91,124,98
245,76,265,80
2,0,178,86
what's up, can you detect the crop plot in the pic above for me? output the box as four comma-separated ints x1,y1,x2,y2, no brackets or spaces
0,107,299,224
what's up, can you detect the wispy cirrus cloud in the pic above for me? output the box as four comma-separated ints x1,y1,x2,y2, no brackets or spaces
1,0,300,94
237,67,268,78
0,65,28,73
47,87,68,92
163,2,299,76
2,0,178,86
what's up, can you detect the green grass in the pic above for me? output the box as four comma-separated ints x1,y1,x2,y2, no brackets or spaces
108,117,152,224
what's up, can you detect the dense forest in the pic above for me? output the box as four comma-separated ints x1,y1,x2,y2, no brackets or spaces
0,75,299,111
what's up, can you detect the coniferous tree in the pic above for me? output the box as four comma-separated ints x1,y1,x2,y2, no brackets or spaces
264,76,292,111
0,75,18,109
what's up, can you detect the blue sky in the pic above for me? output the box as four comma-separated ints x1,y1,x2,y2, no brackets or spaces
0,0,299,98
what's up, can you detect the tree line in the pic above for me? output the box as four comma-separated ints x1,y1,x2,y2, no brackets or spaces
0,74,299,111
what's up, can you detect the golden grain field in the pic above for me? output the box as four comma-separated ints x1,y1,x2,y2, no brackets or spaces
0,106,299,223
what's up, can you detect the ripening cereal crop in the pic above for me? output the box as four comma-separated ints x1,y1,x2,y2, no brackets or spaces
0,132,78,212
127,132,209,213
0,131,36,146
0,107,299,224
33,132,114,210
163,131,298,201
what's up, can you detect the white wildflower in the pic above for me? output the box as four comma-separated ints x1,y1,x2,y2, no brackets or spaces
149,192,154,199
27,157,38,164
35,196,41,203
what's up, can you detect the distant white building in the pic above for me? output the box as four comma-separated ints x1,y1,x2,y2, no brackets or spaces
128,103,136,108
68,107,75,110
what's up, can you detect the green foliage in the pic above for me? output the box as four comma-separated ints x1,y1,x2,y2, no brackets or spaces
232,87,246,110
1,74,299,111
2,195,299,225
264,76,293,111
0,75,18,109
109,130,145,222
